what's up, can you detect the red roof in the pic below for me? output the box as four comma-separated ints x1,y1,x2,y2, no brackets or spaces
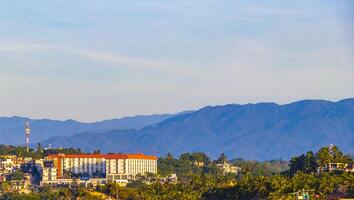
46,153,157,160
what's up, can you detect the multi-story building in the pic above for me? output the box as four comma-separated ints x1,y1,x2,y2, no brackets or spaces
42,160,57,181
45,153,157,181
42,167,57,181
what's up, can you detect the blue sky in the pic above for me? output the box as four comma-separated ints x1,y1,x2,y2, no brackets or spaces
0,0,353,121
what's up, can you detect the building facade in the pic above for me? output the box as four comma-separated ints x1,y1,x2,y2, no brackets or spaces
0,158,14,173
45,153,157,181
216,162,241,174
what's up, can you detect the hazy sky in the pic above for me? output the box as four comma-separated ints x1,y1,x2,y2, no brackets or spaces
0,0,353,122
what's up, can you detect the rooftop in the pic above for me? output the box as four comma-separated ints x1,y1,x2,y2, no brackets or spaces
46,153,157,160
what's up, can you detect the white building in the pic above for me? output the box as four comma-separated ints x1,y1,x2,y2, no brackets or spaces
45,153,157,182
0,158,14,173
216,162,240,174
42,167,57,181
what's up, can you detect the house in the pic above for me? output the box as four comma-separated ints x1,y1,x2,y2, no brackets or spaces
193,161,204,167
317,163,352,173
0,158,14,173
9,174,31,194
216,162,240,174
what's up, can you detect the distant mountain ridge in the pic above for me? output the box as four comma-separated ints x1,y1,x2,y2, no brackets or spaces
40,98,354,160
0,111,192,145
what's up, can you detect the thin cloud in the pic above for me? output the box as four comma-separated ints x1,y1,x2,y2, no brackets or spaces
0,41,200,78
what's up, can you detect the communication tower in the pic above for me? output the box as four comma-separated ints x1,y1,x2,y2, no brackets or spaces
25,121,31,152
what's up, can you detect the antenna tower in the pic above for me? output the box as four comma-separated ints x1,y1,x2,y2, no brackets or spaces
25,121,31,153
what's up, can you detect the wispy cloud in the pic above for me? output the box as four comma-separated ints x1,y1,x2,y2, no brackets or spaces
0,42,54,56
0,41,201,78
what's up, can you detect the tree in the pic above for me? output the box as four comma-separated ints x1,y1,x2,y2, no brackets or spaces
166,152,174,160
216,153,227,164
92,149,101,154
0,181,11,193
304,151,318,173
316,145,351,167
10,171,24,180
191,152,210,165
180,153,192,163
288,151,319,176
36,143,43,153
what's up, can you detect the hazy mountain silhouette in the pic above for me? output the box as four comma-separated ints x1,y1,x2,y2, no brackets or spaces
40,98,354,160
0,111,191,145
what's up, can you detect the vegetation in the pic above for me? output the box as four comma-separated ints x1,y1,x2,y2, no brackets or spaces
8,171,24,181
0,144,82,159
287,146,352,176
0,186,104,200
139,146,353,200
0,145,37,158
231,159,289,176
0,145,352,199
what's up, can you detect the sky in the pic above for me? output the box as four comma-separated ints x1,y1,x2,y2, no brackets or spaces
0,0,353,122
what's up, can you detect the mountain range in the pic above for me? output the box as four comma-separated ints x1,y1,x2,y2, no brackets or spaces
0,111,191,145
39,98,354,160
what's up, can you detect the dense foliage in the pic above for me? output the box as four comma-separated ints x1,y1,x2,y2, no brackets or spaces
0,145,352,199
0,144,83,159
231,159,289,176
139,146,353,200
0,145,36,158
0,186,105,200
202,172,353,200
287,146,352,176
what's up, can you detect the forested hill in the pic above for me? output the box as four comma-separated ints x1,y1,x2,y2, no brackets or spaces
41,98,354,160
0,112,191,145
